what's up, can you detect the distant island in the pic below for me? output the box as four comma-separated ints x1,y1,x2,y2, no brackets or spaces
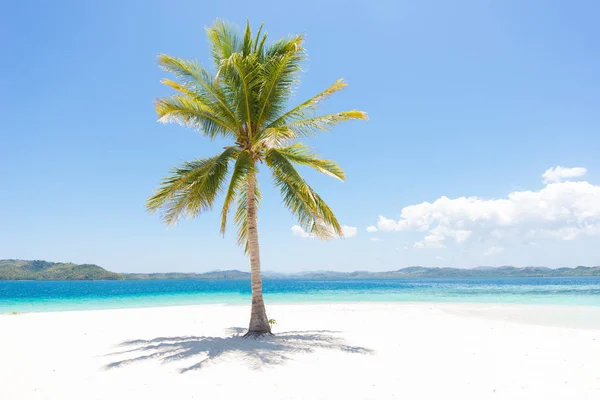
1,259,600,281
0,260,122,280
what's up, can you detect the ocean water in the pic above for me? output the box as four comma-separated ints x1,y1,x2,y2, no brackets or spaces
1,277,600,313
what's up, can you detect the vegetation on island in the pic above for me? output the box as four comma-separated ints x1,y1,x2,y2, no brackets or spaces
1,260,599,281
0,260,122,280
146,20,367,336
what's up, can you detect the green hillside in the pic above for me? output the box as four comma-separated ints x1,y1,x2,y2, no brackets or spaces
0,260,123,280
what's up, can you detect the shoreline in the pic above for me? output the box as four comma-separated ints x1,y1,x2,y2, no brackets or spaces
3,296,600,315
4,301,600,330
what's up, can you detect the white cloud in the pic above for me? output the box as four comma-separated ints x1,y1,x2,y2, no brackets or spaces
342,225,358,238
376,167,600,249
291,225,358,239
484,246,504,256
455,230,473,243
366,225,378,233
542,166,587,184
414,228,447,248
412,226,473,249
291,225,312,238
370,237,383,242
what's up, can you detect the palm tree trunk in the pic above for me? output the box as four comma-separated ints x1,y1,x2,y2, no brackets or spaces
245,172,271,337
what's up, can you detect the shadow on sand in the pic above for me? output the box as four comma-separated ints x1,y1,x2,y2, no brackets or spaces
104,327,373,373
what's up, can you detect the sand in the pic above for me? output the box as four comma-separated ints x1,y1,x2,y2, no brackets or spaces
1,302,599,399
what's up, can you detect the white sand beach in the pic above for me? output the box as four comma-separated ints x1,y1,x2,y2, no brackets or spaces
1,303,599,399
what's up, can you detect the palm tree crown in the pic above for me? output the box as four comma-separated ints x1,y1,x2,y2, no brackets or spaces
147,20,367,335
148,19,367,244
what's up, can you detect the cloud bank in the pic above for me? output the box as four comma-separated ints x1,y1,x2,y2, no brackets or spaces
375,167,600,249
542,166,587,184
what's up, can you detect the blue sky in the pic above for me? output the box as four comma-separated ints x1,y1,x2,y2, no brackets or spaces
1,0,599,273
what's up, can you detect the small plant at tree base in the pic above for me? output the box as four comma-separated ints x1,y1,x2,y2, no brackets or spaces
268,318,277,326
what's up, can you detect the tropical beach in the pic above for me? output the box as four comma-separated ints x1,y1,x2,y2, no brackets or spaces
3,1,600,399
2,302,599,399
2,277,600,399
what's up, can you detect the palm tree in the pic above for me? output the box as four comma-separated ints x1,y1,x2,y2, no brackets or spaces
147,20,367,337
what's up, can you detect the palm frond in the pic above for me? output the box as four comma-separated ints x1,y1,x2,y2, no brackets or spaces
160,79,235,128
266,149,342,239
252,23,265,54
154,95,238,139
205,19,242,70
275,143,345,181
242,20,253,56
255,45,305,125
266,79,348,128
273,110,368,138
218,52,262,136
157,54,240,130
265,34,305,59
254,126,296,149
257,110,367,144
146,147,237,225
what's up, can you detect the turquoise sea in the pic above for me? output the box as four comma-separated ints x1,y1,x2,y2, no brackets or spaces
1,277,600,313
